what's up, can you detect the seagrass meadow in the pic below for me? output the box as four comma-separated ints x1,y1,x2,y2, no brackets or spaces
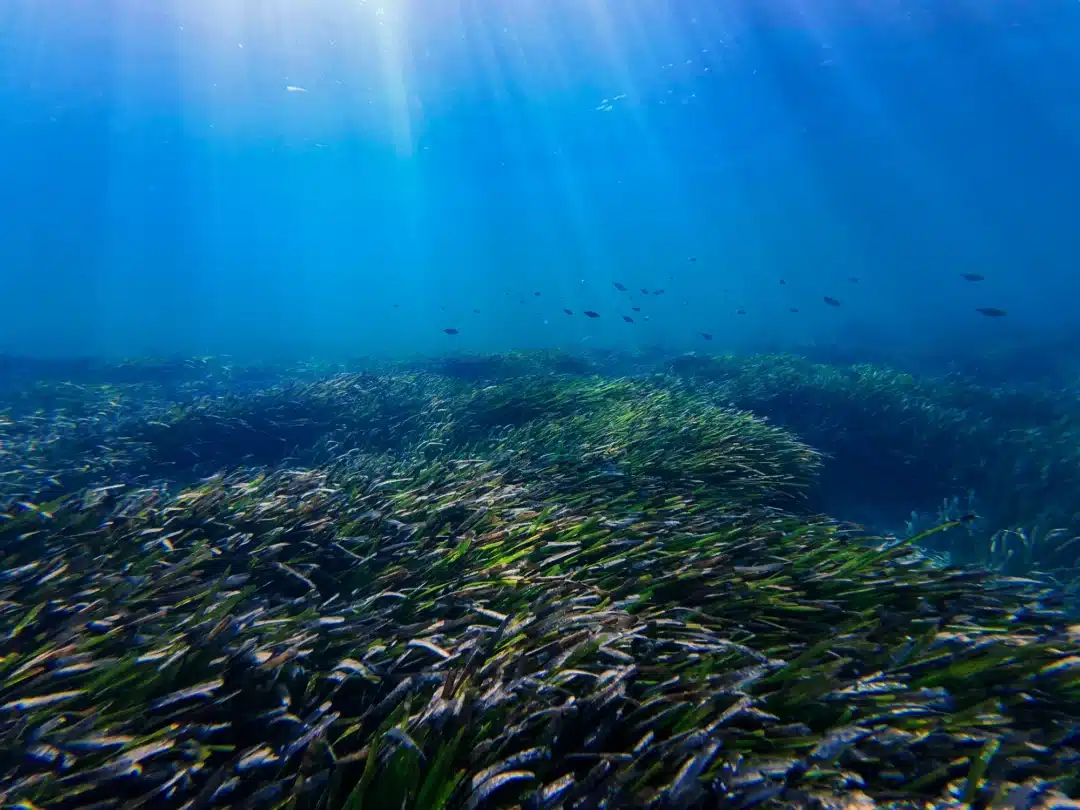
2,350,1080,810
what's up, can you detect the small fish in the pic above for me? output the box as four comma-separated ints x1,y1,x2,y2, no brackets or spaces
563,308,573,315
640,288,649,294
533,291,541,296
688,256,697,262
779,279,786,284
631,307,641,312
286,85,308,93
443,328,460,335
584,311,600,318
736,309,746,315
701,333,713,340
848,276,860,283
653,289,665,295
789,308,799,313
823,296,841,307
613,282,628,292
976,307,1006,317
961,273,985,281
473,309,480,314
621,315,634,323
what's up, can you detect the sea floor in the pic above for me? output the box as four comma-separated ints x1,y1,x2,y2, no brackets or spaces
1,349,1078,808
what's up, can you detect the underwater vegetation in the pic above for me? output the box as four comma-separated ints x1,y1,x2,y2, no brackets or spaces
3,348,1080,577
664,353,1080,578
2,349,1080,808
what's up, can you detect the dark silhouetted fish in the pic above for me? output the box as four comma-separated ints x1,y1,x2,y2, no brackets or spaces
563,308,573,316
640,288,649,295
584,310,600,318
976,307,1007,317
824,297,841,307
622,315,634,323
790,308,800,313
443,328,459,335
631,307,641,312
653,289,665,295
736,309,746,315
688,256,697,262
701,332,712,340
779,279,786,285
961,273,985,282
848,277,860,283
613,282,628,292
534,291,541,296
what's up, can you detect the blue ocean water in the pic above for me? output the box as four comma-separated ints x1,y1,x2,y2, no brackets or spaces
1,0,1079,363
